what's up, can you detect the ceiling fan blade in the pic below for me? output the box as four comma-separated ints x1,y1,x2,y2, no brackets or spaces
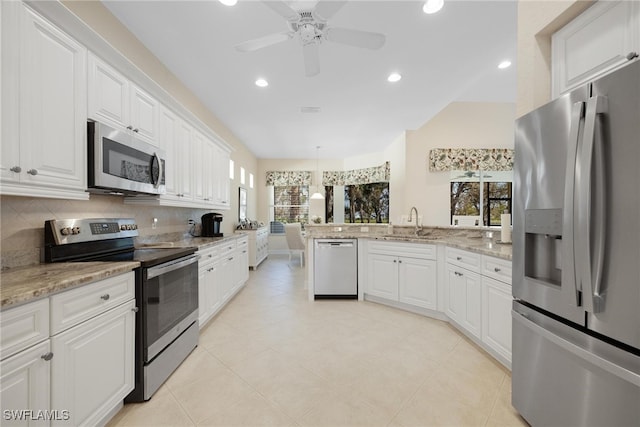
235,32,293,52
303,43,320,77
312,0,347,21
325,27,386,50
263,1,300,21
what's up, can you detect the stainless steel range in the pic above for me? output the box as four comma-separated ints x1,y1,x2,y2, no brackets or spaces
44,218,199,402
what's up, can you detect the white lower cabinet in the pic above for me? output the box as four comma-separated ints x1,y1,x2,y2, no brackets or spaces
367,253,399,301
51,300,135,427
444,262,482,339
366,241,437,310
482,276,512,365
0,340,51,426
198,246,221,328
0,271,136,426
197,238,250,329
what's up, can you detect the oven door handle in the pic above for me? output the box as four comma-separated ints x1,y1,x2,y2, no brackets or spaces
147,254,200,280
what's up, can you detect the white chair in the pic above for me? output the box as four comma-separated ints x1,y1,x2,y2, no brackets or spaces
452,215,481,226
284,223,305,266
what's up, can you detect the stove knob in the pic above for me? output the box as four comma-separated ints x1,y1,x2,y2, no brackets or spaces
71,226,81,235
126,224,133,230
120,224,127,231
132,224,138,230
60,227,71,236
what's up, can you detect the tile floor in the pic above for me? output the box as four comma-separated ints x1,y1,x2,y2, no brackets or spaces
108,255,528,427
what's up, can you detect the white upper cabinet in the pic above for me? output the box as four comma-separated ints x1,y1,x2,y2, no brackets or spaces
552,0,640,97
1,2,88,200
88,53,159,145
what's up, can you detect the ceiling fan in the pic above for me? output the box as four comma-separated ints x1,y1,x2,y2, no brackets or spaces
235,1,386,77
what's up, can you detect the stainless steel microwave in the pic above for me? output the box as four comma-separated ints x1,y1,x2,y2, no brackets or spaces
88,121,166,195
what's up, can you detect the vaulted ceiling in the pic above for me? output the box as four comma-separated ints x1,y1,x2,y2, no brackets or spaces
102,0,517,159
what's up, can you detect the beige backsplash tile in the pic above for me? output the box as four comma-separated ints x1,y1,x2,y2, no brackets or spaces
1,194,216,269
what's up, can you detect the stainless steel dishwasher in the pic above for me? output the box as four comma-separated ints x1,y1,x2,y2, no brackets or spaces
313,239,357,298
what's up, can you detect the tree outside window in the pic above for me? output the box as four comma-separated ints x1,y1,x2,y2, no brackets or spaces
344,182,389,223
450,171,512,226
272,185,309,225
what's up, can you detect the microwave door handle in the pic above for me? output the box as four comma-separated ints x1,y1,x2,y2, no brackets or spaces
562,101,584,306
151,153,161,188
156,153,164,189
578,95,608,313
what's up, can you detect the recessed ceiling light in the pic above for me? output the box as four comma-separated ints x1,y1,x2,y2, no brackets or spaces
498,60,512,69
255,78,269,87
387,72,402,83
423,0,444,14
218,0,237,6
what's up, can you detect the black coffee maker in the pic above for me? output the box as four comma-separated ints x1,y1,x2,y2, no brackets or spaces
201,213,223,237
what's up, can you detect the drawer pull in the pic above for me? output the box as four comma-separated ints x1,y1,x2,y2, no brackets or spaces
41,352,54,361
494,267,501,272
456,256,462,261
132,307,139,313
26,169,38,176
10,166,22,173
100,294,110,301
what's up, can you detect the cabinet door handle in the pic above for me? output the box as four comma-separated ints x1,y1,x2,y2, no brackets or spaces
26,169,38,175
126,125,133,130
627,51,639,60
41,352,54,361
398,260,402,263
133,128,139,133
456,256,462,261
494,267,501,272
9,166,21,173
132,307,139,313
393,259,397,263
100,294,110,301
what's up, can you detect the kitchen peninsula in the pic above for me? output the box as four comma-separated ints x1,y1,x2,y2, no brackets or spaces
306,223,513,368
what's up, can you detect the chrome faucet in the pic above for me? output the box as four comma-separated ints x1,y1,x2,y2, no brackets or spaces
408,206,422,235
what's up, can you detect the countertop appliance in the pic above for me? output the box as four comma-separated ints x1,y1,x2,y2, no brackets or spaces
88,121,166,195
201,212,223,237
44,218,199,402
512,61,640,426
313,239,357,298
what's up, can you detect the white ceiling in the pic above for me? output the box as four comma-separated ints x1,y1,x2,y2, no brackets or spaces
102,0,517,159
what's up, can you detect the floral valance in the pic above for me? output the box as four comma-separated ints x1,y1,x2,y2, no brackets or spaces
428,148,514,172
265,171,312,186
323,162,390,186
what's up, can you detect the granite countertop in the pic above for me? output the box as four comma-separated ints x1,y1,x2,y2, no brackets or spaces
136,233,245,251
0,261,140,310
307,233,512,260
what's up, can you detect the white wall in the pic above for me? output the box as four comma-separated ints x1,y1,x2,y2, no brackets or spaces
404,102,516,226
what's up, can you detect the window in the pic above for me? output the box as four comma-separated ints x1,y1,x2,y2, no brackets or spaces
344,182,389,223
450,171,512,226
272,185,309,226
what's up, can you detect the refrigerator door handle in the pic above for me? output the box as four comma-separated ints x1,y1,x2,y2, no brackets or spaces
578,95,608,313
562,101,585,305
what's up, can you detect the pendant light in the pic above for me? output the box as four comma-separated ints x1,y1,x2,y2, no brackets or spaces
310,146,325,200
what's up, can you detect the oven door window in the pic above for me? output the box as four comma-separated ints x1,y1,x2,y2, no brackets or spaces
103,137,165,185
143,260,198,355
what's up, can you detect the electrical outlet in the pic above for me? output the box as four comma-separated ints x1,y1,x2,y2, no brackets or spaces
360,226,369,232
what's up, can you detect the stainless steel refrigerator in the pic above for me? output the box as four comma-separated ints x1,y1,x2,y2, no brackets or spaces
512,60,640,426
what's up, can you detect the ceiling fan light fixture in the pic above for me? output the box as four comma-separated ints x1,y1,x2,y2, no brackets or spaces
387,72,402,83
423,0,444,14
218,0,237,6
498,60,512,69
255,78,269,87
